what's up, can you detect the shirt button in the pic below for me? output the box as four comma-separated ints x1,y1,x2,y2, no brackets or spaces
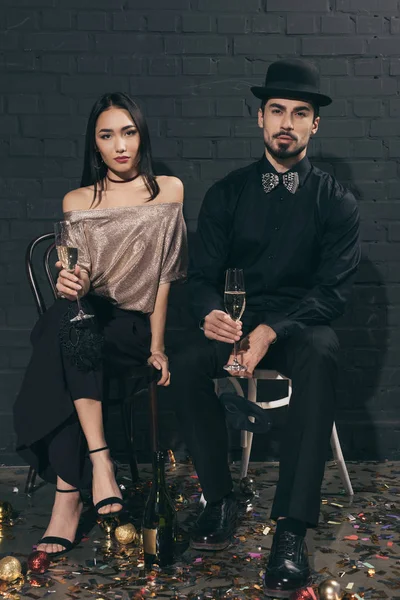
268,255,274,260
274,226,280,231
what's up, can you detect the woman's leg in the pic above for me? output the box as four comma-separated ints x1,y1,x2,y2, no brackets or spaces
37,476,83,554
74,398,122,515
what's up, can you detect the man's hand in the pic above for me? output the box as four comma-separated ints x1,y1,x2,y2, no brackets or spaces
229,324,277,377
203,309,242,343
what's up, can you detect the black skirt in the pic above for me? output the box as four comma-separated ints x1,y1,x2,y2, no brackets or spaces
13,295,151,489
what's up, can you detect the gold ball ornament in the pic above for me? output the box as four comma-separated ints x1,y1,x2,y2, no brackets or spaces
0,556,22,582
239,476,256,496
0,502,13,522
318,578,342,600
114,522,137,545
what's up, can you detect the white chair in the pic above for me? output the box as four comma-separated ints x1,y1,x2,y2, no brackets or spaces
215,369,353,496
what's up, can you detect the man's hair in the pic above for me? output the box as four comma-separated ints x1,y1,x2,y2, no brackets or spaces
260,98,320,119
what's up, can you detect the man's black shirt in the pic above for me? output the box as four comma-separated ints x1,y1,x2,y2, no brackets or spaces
189,154,361,339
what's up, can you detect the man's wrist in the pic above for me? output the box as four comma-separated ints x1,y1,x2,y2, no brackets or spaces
257,324,278,345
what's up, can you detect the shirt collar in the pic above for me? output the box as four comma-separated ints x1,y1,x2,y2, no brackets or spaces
257,154,312,188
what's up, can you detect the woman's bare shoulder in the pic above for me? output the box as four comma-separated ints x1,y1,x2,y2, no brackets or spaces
62,186,94,212
156,176,184,204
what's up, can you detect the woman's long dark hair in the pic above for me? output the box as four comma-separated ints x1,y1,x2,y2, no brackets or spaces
80,92,160,206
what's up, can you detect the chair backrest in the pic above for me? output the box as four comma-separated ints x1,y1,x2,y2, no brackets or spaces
26,232,57,316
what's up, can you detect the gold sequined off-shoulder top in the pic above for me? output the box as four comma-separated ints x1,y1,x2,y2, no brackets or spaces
64,202,187,313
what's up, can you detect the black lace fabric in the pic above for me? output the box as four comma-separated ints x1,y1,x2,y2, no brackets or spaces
59,301,104,372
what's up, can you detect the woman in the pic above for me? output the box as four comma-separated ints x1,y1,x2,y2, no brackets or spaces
13,92,187,556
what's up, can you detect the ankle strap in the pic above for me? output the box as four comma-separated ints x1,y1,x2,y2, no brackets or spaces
56,488,79,493
88,446,109,455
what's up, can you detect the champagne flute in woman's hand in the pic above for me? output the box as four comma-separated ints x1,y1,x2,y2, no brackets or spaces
223,268,246,373
54,220,94,322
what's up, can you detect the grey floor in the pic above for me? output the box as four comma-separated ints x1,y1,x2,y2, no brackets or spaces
0,460,398,599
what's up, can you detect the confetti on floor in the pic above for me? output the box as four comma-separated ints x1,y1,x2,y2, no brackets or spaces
0,460,400,599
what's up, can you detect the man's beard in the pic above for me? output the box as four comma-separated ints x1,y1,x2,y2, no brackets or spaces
265,138,308,160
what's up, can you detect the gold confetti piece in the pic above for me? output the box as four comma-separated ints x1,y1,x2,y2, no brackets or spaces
331,502,343,508
327,521,341,525
263,527,271,535
346,583,354,590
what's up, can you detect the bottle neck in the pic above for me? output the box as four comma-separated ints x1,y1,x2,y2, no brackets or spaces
152,450,166,489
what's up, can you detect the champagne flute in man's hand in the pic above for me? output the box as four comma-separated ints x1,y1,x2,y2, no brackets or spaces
54,220,94,322
223,268,246,373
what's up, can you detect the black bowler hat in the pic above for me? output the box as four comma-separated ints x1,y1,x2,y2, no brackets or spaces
251,58,332,107
219,392,271,434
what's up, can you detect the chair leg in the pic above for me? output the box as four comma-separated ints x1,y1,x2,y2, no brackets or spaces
239,378,257,480
330,422,353,496
25,466,37,495
120,401,139,483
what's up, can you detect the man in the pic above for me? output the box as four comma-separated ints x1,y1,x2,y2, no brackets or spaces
168,59,360,597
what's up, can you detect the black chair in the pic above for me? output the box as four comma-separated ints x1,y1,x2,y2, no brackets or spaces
24,233,159,494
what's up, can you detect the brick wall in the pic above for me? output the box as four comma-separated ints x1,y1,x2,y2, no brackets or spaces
1,0,400,463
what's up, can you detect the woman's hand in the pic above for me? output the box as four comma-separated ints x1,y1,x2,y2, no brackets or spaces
148,351,170,386
55,261,85,301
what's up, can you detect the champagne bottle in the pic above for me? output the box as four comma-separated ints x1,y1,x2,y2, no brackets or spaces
142,450,176,568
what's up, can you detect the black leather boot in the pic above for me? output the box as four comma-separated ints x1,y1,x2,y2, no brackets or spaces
190,493,238,551
263,530,311,597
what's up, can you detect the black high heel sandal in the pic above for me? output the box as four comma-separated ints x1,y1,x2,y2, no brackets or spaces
37,488,82,557
89,446,124,518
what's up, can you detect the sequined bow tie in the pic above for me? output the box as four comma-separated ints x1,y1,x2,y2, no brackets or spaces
261,171,300,195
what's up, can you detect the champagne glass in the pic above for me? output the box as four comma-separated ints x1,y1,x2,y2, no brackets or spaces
54,220,94,322
223,268,246,373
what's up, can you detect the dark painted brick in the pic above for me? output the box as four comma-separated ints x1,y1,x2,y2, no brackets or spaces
0,116,19,134
182,140,213,158
182,57,217,75
112,11,144,30
61,75,127,95
42,95,75,115
7,94,39,114
150,58,179,76
287,14,318,34
335,78,396,97
41,55,74,73
77,11,107,31
353,99,383,117
23,32,89,51
182,15,212,33
370,120,400,137
336,0,398,11
217,57,248,75
7,9,38,30
369,38,400,55
41,9,72,29
166,35,227,55
354,59,383,77
390,17,400,34
167,119,230,137
112,56,143,75
181,99,214,117
10,138,43,156
44,139,76,157
127,0,190,7
321,15,353,34
95,33,162,54
302,37,364,55
320,119,365,137
353,139,384,158
77,56,108,74
198,0,260,10
217,139,251,159
267,0,329,9
252,15,281,33
319,58,349,76
216,98,247,117
147,13,178,32
217,16,248,34
234,35,296,55
356,16,384,34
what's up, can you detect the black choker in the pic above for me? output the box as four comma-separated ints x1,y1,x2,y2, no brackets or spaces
107,173,140,184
